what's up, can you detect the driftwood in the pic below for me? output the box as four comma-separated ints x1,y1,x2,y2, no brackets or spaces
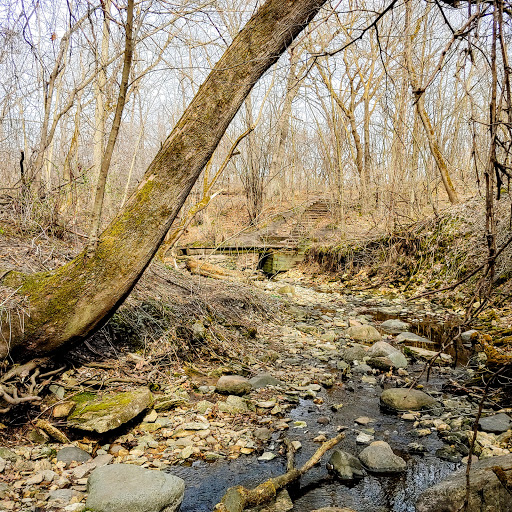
213,431,345,512
186,258,245,281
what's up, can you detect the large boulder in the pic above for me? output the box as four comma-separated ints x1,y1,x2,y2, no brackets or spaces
380,388,437,412
215,375,251,395
340,344,368,363
346,325,381,342
367,341,407,368
68,389,153,433
358,441,406,473
86,464,185,512
416,454,512,512
328,450,366,481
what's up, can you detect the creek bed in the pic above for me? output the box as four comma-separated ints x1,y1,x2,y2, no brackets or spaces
168,363,459,511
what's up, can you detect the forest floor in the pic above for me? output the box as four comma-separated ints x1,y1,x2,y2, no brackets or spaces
0,198,511,511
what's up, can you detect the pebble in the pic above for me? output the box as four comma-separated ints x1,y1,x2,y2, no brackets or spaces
258,452,276,461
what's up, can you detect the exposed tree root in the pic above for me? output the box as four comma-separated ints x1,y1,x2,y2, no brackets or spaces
0,357,65,414
213,431,345,512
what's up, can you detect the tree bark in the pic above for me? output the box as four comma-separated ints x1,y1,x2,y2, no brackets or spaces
88,0,134,252
0,0,326,361
404,0,459,205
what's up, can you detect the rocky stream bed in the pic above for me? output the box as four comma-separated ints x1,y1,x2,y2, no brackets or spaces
0,279,511,512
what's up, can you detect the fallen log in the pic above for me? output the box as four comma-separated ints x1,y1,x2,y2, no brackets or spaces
213,431,345,512
186,257,245,281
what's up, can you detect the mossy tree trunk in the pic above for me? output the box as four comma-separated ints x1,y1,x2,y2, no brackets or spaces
0,0,326,361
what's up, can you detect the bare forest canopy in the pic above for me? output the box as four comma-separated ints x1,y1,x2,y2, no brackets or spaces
0,0,511,363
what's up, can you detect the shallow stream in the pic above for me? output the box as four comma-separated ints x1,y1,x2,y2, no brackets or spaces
167,287,466,511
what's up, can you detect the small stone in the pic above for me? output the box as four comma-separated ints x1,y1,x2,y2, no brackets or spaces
293,421,307,428
27,429,49,444
0,448,17,462
291,441,302,450
196,400,214,414
414,429,432,437
317,416,330,425
68,389,153,433
258,452,276,461
53,402,76,419
461,330,478,342
257,401,276,409
218,395,250,414
402,413,417,421
408,442,427,454
361,375,377,385
180,446,194,459
143,410,158,423
356,432,374,444
314,435,328,443
215,375,251,395
254,428,271,441
355,416,374,425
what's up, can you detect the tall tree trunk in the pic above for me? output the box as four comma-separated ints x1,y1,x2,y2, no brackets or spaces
269,48,301,202
92,0,111,206
0,0,326,361
88,0,134,252
404,0,459,205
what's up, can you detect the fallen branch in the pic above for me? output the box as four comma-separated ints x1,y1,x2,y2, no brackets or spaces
35,419,70,443
214,431,345,512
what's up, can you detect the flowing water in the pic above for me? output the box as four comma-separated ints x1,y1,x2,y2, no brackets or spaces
168,364,458,511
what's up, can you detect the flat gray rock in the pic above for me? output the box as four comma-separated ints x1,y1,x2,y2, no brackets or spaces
359,441,406,473
68,389,153,433
380,388,437,411
57,446,92,465
396,332,432,344
86,463,185,512
416,454,512,512
249,374,282,389
479,413,512,433
380,319,410,334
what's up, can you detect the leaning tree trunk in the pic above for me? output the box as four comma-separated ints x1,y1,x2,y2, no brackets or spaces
0,0,326,361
